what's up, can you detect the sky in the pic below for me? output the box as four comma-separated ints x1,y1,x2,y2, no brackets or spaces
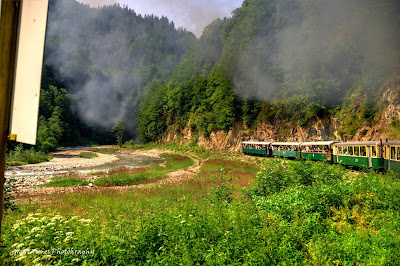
77,0,243,37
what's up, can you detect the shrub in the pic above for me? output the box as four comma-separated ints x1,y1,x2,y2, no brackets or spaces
6,144,52,166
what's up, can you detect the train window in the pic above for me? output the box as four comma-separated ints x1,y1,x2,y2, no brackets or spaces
340,147,343,155
391,147,396,160
360,146,366,156
349,146,354,155
371,146,377,157
344,147,348,155
397,147,400,161
396,147,400,161
354,146,359,156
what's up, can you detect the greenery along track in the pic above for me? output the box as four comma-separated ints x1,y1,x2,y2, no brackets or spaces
2,152,400,265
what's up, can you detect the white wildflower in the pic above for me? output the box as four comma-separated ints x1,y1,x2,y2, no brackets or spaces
31,227,41,233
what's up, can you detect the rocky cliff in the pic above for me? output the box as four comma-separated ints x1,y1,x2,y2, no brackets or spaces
162,76,400,152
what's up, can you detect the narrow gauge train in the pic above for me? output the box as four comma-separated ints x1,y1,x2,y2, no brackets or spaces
241,140,400,172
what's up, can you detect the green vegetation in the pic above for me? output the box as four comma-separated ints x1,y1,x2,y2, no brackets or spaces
78,152,98,158
111,120,125,148
336,93,380,140
6,145,52,166
92,169,162,187
3,147,400,264
152,153,194,171
41,175,89,188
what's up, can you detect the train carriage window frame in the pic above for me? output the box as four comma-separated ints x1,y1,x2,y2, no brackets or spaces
349,146,354,156
397,146,400,161
391,147,396,160
360,146,366,157
371,146,377,157
354,146,360,156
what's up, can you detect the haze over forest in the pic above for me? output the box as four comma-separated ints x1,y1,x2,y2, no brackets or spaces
36,0,400,151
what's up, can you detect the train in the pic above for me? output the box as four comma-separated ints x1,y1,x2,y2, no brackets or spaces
241,140,400,173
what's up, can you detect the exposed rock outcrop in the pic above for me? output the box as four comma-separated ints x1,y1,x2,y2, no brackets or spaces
162,75,400,152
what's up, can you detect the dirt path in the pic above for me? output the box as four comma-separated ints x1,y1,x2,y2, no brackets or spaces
13,148,204,199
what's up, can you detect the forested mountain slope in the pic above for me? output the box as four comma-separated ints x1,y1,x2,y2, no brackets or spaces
37,0,400,150
138,0,400,146
38,0,194,149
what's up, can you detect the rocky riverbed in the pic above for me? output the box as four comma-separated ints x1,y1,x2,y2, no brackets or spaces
5,147,163,193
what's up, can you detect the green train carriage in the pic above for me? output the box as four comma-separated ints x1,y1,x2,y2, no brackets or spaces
241,140,400,172
384,141,400,173
332,141,384,170
271,142,301,158
242,141,272,157
300,141,337,162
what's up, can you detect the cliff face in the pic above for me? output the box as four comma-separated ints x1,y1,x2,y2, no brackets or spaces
162,76,400,152
347,76,400,141
164,116,338,152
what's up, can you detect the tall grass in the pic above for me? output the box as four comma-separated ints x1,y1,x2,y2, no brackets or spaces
122,142,211,157
41,175,89,187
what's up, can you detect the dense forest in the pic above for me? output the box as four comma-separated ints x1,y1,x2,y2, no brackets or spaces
138,0,400,143
23,0,400,151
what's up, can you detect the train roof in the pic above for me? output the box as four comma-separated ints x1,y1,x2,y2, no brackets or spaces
384,141,400,146
300,141,337,146
333,141,382,146
242,141,271,145
272,142,301,146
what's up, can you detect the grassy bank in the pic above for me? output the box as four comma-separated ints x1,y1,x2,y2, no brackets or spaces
2,145,400,265
78,152,98,158
6,145,52,166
